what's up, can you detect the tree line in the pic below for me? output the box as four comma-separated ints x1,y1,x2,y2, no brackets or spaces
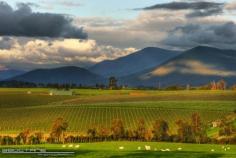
1,113,235,145
1,79,236,90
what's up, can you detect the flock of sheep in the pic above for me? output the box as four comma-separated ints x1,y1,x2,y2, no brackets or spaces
61,144,231,153
119,145,179,152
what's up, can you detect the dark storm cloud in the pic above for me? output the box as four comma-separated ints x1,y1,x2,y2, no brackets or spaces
163,22,236,49
0,1,87,39
141,1,224,17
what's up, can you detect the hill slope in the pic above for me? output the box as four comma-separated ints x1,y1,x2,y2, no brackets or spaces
89,47,180,77
0,69,25,81
122,46,236,87
10,66,104,85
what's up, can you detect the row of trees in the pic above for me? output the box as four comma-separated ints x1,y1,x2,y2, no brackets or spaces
1,78,236,90
1,113,235,145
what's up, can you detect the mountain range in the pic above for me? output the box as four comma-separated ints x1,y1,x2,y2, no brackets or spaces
89,47,180,77
121,46,236,87
9,66,104,86
0,69,25,81
3,46,236,87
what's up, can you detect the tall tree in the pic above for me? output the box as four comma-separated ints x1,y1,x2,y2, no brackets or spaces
176,120,194,143
152,120,169,141
50,118,68,143
191,113,201,135
111,119,125,140
136,119,146,140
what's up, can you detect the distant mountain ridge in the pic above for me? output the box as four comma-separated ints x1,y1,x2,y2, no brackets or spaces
9,66,104,85
121,46,236,87
5,46,236,87
89,47,180,77
0,69,25,81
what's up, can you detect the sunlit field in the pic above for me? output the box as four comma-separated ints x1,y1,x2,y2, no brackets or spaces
0,88,235,134
0,88,236,158
0,142,236,158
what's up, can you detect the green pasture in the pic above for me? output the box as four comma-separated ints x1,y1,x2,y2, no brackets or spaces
0,142,236,158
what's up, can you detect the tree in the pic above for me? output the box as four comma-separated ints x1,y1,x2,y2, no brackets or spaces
111,119,125,140
50,118,68,143
87,127,97,140
191,113,207,143
144,129,153,141
109,77,118,89
98,126,110,140
176,120,194,143
191,113,201,135
152,120,169,141
16,129,30,144
136,119,146,140
232,84,236,90
217,80,227,90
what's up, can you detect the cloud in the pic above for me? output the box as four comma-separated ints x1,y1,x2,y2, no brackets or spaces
225,0,236,10
0,1,87,39
0,37,136,70
163,22,236,49
76,10,186,49
141,1,224,17
0,36,13,49
58,1,81,7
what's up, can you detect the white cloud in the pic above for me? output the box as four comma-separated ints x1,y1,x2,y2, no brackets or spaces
0,37,136,70
225,0,236,10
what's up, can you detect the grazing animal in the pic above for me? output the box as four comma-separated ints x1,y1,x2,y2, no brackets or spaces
62,145,66,148
177,147,182,151
75,145,80,148
138,147,141,150
69,144,73,148
119,146,124,150
145,145,151,151
211,149,215,152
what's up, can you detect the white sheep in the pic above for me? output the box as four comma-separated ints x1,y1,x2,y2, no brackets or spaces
75,145,80,148
145,145,151,151
69,144,73,148
119,146,124,150
177,147,182,151
165,148,170,151
211,149,215,152
137,146,141,150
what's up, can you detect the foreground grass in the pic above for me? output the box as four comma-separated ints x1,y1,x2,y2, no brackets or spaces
0,142,236,158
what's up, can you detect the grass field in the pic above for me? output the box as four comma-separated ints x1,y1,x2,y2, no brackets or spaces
0,88,235,134
0,142,236,158
0,88,236,157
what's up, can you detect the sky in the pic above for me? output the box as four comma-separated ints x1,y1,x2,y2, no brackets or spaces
0,0,236,70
